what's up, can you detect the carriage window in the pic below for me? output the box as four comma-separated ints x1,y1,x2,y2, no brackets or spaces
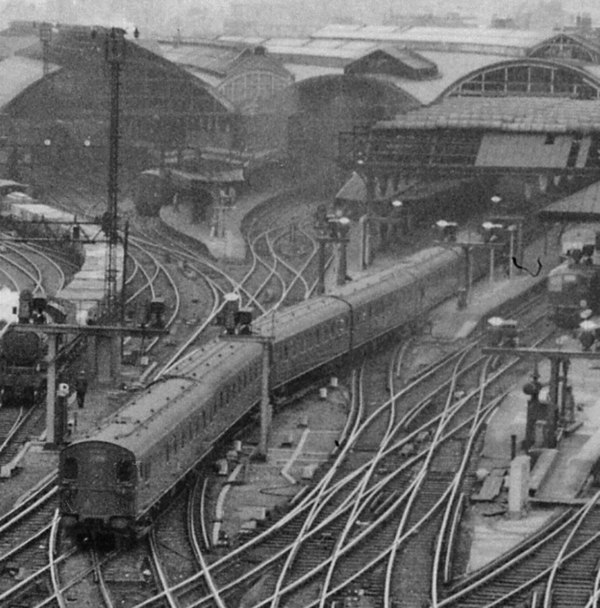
166,443,170,462
63,457,78,479
116,460,135,483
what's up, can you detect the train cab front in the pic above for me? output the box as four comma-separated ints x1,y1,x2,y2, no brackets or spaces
547,267,591,329
59,440,137,539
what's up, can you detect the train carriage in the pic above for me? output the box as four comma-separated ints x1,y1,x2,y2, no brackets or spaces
60,440,138,533
59,241,491,539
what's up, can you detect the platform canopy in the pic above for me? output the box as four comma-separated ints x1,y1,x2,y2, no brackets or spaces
539,180,600,222
376,97,600,133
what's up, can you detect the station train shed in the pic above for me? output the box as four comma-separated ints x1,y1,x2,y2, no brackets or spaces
0,22,268,182
1,22,600,214
218,27,600,185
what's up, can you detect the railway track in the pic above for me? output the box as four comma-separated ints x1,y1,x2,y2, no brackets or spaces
124,292,551,608
13,170,579,608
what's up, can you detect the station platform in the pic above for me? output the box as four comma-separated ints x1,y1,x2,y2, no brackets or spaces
160,187,289,261
466,337,600,571
429,228,559,341
211,385,349,549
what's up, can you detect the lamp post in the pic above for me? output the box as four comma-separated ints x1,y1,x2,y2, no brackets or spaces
356,156,374,270
316,215,351,294
336,217,351,286
507,224,517,279
490,194,503,211
39,22,52,77
481,221,503,284
487,215,524,279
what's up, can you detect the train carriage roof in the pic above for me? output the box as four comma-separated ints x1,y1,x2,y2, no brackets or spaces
329,244,462,306
87,337,262,455
254,296,349,340
82,244,465,457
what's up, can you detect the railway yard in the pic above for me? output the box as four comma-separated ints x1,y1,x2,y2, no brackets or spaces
1,17,600,608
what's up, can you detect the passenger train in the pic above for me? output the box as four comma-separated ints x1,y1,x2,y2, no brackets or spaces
59,244,488,539
547,224,600,328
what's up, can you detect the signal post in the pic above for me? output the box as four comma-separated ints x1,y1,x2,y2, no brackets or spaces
216,294,274,459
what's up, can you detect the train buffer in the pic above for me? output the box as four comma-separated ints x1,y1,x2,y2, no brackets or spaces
472,468,506,502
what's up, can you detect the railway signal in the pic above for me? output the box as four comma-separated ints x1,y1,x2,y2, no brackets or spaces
10,322,168,448
316,216,351,294
217,294,273,459
215,293,254,336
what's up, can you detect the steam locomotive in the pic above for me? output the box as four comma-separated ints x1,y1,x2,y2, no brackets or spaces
0,289,67,406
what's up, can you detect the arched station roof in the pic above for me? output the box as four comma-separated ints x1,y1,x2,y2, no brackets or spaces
440,57,600,102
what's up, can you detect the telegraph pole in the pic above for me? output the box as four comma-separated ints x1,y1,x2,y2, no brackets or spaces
39,23,52,77
104,28,126,321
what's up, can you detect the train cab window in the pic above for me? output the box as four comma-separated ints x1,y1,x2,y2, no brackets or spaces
116,460,135,483
63,457,78,479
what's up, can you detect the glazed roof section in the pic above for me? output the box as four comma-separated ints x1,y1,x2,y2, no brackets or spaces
212,33,548,93
368,50,507,104
311,25,554,56
159,41,253,76
376,97,600,133
0,56,59,110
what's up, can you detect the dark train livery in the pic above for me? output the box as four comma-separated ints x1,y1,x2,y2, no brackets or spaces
0,327,47,405
0,289,67,406
548,225,600,328
60,245,485,538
